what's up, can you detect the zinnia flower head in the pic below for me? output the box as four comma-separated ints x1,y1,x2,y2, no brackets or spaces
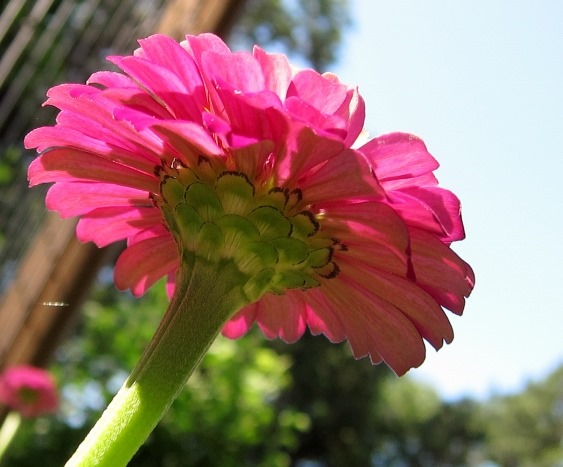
26,33,474,375
0,366,59,417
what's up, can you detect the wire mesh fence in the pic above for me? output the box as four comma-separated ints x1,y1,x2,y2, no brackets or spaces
0,0,168,297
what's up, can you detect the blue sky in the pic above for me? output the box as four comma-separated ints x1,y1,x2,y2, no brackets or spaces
331,0,563,399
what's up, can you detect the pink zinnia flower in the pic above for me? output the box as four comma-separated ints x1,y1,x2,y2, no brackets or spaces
0,366,58,418
25,33,474,375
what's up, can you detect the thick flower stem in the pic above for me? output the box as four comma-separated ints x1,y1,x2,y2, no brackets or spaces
65,258,248,467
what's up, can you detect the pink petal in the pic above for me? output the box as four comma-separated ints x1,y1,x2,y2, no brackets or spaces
25,126,158,174
108,55,202,122
253,46,293,98
222,303,258,339
339,258,454,349
287,69,348,115
339,87,366,147
28,87,164,164
87,70,137,88
28,149,159,193
360,132,439,182
45,182,152,217
321,201,411,276
284,97,347,139
276,126,345,186
255,291,308,343
137,34,205,98
182,33,232,61
212,88,285,142
114,233,178,296
322,277,426,376
388,187,465,242
299,149,383,205
409,228,474,314
302,288,347,342
76,207,163,247
150,120,224,166
201,50,265,93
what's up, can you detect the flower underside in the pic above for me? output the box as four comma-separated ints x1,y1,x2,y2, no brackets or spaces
156,155,341,305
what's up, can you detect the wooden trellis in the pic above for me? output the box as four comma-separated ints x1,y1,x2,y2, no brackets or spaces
0,0,244,374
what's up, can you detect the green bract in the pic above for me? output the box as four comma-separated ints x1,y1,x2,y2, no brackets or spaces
157,158,339,304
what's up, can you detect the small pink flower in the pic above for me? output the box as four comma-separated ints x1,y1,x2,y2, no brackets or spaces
25,33,474,375
0,366,58,417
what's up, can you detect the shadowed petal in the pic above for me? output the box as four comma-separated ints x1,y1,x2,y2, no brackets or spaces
255,291,307,343
409,228,474,314
322,277,426,376
114,233,178,296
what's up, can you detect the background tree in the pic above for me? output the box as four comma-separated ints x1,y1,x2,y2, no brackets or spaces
479,366,563,467
228,0,351,72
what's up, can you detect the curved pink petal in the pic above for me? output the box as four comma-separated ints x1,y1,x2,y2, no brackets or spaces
136,35,205,99
255,291,308,343
320,201,410,271
87,70,137,89
338,258,454,349
388,187,465,242
182,33,232,61
212,88,286,143
28,149,159,192
45,182,152,217
201,50,265,93
284,97,347,140
322,277,426,376
360,132,439,182
299,148,383,205
222,303,259,339
276,126,345,185
25,126,158,174
302,288,347,343
287,69,348,116
252,46,293,98
108,55,202,122
114,233,178,296
339,87,366,147
76,207,163,247
409,228,474,314
150,120,225,166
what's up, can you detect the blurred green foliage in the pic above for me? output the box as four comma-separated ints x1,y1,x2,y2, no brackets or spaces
5,274,563,466
229,0,351,71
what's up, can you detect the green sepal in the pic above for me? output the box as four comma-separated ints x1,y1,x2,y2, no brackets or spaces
160,177,185,208
215,214,261,257
307,247,332,268
235,241,278,274
248,205,292,241
270,237,309,265
175,203,204,252
184,182,223,221
243,268,276,303
290,211,319,239
215,171,255,215
196,222,224,262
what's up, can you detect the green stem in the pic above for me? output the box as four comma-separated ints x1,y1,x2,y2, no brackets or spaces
65,258,248,467
0,412,21,465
